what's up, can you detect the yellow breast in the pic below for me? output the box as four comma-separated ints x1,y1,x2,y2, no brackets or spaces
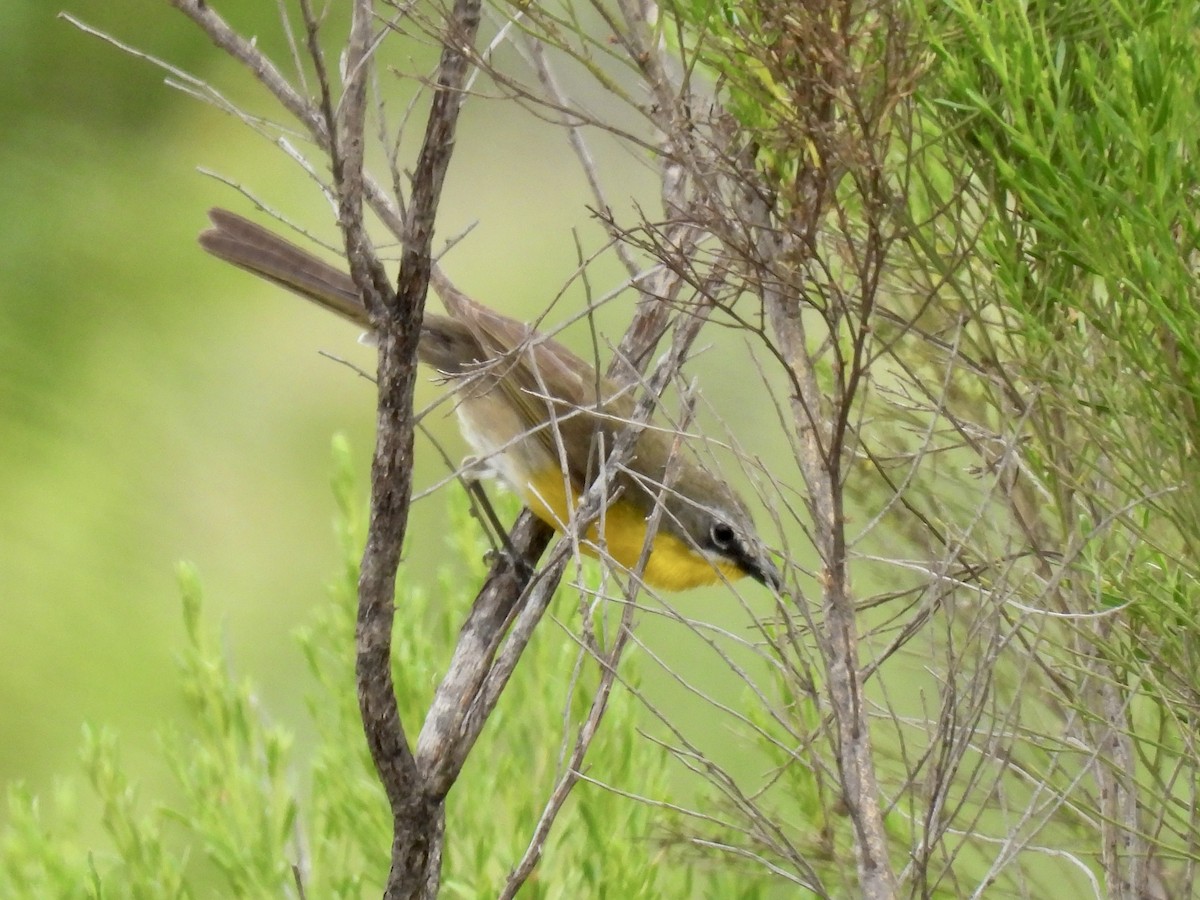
521,468,742,591
453,395,740,590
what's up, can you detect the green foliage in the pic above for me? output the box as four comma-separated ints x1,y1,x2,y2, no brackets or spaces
925,0,1200,499
664,0,901,216
0,437,680,897
662,0,824,198
660,0,1200,892
911,0,1200,890
922,0,1200,644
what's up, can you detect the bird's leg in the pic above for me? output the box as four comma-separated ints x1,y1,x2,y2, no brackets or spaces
459,456,532,579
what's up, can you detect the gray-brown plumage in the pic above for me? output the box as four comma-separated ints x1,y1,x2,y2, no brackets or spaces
199,208,780,590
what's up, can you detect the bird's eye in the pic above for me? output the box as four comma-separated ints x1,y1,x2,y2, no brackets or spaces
710,521,737,549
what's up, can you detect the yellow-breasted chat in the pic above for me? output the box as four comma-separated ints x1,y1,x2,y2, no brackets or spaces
199,209,781,591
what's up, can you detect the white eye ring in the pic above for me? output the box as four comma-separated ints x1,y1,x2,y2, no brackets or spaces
710,521,736,549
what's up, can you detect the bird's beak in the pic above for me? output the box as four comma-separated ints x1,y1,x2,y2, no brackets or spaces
744,551,784,591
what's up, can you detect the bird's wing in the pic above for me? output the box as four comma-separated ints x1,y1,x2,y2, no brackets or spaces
446,296,634,486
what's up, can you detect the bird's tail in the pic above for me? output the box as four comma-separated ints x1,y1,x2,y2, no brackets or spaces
199,208,370,328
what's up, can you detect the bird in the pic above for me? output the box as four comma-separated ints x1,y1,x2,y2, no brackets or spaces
199,208,781,591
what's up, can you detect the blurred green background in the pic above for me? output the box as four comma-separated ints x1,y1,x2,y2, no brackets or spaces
2,0,785,816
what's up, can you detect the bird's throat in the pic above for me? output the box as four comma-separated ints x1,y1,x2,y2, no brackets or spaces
520,468,740,591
